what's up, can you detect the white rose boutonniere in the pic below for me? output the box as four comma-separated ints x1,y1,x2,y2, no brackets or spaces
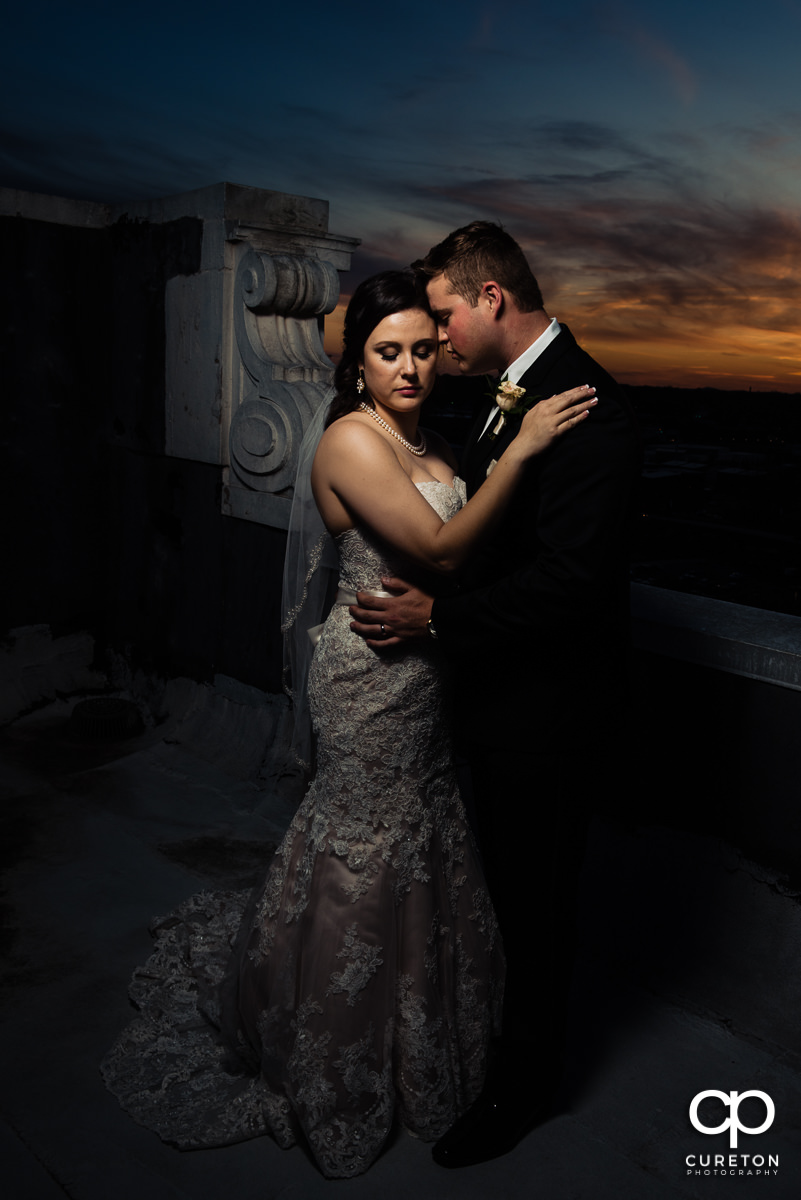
495,379,527,413
486,377,540,439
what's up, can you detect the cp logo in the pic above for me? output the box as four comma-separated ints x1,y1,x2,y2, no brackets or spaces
690,1090,775,1148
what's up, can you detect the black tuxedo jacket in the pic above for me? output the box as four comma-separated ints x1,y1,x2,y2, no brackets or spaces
432,325,641,731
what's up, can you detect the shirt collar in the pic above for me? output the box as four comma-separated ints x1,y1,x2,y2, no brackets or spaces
505,318,560,385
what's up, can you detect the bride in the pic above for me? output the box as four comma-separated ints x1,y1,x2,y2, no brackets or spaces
102,270,595,1179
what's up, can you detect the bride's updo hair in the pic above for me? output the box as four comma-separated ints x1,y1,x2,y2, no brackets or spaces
326,269,431,426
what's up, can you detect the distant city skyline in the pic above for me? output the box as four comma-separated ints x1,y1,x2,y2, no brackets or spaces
3,0,801,390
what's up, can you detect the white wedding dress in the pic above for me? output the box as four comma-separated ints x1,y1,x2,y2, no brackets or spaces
102,479,504,1179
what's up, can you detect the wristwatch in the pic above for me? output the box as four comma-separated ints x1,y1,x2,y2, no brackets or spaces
426,617,439,640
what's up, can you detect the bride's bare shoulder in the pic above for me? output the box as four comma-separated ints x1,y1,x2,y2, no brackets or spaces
318,412,385,452
314,413,398,478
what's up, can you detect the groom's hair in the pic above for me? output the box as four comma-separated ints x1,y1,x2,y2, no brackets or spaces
413,221,544,312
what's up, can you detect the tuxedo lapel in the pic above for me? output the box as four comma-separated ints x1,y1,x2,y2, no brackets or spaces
461,328,581,494
461,395,497,494
462,398,494,463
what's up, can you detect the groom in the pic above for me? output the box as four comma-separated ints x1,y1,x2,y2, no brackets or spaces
350,222,641,1166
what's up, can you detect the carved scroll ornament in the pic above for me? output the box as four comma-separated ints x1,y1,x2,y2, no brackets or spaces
229,249,340,496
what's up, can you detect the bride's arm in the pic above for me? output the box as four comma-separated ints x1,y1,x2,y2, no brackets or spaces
312,385,596,574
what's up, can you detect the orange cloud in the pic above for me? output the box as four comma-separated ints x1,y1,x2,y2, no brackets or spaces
327,144,801,393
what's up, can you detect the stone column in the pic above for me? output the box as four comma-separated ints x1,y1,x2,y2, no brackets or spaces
123,182,359,529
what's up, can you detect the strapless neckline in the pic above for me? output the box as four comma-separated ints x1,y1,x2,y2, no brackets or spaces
414,477,459,492
333,477,466,592
334,477,465,544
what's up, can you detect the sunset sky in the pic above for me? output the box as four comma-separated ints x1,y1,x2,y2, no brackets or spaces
3,0,801,390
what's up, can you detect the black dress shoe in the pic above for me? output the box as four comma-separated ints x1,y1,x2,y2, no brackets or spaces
432,1088,553,1169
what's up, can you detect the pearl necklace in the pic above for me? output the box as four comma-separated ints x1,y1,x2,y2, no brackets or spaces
358,401,427,456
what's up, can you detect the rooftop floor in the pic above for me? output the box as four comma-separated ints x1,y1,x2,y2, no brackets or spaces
2,694,800,1200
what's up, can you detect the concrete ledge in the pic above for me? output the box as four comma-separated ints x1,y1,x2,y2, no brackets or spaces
0,187,111,227
631,583,801,691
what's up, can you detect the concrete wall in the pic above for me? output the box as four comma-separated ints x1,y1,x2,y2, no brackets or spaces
2,183,357,692
2,211,113,635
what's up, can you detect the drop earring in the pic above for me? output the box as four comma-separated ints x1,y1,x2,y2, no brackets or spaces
356,369,365,394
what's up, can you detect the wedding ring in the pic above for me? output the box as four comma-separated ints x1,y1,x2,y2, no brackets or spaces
380,624,386,638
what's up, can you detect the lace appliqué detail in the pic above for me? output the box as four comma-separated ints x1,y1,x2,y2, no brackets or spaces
327,924,384,1005
102,479,504,1179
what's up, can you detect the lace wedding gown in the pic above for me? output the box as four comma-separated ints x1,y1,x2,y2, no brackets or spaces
102,479,504,1179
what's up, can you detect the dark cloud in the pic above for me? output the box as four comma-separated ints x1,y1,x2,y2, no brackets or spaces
342,144,801,389
377,121,801,320
3,3,799,389
0,119,219,204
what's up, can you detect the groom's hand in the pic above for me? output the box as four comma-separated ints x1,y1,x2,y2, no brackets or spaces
350,577,434,649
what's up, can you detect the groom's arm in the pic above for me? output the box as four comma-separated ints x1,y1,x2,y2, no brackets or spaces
350,375,639,651
432,390,640,657
350,399,632,648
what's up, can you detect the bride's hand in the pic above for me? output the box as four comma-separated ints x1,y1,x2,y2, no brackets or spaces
515,385,597,457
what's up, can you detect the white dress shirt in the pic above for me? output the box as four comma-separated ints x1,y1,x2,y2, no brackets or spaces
479,318,561,438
